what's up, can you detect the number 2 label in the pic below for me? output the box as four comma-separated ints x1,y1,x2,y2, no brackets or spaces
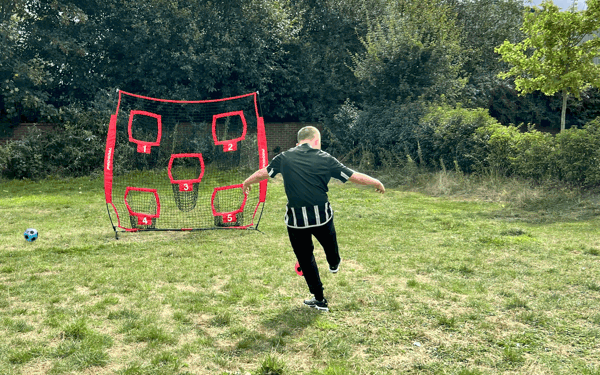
223,142,237,152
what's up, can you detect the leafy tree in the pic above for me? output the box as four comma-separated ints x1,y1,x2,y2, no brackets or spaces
0,0,59,134
352,0,466,104
279,0,372,121
495,0,600,131
3,0,305,123
452,0,525,107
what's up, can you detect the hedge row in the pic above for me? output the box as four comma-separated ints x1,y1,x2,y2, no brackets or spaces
2,104,600,186
324,103,600,186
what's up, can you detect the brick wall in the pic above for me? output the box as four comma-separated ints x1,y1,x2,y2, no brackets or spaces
264,122,322,158
0,123,57,145
0,122,321,160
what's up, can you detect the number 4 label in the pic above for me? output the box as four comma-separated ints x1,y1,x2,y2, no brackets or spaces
138,216,153,225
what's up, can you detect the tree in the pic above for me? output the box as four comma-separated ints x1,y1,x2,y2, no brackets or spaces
495,0,600,131
452,0,525,107
352,0,466,104
0,0,59,133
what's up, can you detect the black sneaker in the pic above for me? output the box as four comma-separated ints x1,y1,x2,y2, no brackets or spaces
329,260,340,273
303,296,329,312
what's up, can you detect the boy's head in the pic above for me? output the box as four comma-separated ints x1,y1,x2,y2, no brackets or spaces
297,126,321,149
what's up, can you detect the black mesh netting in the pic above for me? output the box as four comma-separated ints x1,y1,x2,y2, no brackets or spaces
105,91,267,231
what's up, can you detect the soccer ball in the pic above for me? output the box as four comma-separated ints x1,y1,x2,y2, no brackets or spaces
24,228,38,242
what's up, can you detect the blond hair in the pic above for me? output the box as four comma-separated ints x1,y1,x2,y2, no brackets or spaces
297,126,320,143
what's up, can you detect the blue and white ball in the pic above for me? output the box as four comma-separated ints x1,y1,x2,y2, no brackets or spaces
24,228,38,242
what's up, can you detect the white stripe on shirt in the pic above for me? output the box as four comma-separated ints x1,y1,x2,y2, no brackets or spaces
314,205,321,225
302,207,309,227
291,207,297,227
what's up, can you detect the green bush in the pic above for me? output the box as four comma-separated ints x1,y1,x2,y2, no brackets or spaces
476,118,600,186
554,117,600,185
473,122,516,174
417,105,500,173
43,107,108,177
476,124,555,180
0,127,48,180
323,100,426,168
0,107,109,179
510,126,555,180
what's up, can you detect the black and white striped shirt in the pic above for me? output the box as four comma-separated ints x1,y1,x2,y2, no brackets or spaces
266,143,354,228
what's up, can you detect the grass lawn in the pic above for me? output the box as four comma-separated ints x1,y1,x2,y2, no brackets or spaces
0,174,599,374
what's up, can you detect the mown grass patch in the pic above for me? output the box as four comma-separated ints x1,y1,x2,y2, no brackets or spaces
0,174,599,374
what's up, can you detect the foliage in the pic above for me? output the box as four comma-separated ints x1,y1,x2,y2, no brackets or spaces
0,0,59,130
495,0,600,130
325,103,503,175
475,117,600,186
323,100,426,169
352,0,466,104
2,0,600,185
0,105,110,179
43,107,109,177
554,117,600,185
0,127,48,179
417,105,501,173
277,0,368,121
453,0,525,108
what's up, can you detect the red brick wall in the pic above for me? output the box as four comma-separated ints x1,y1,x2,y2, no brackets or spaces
0,123,57,145
264,123,322,159
0,122,321,160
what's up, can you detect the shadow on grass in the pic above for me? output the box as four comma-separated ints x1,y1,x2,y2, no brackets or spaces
222,306,321,355
262,306,320,333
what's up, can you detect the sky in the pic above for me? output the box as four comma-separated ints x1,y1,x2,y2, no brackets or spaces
528,0,588,10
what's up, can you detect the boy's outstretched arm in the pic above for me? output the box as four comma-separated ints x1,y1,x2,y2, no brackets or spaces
348,172,385,194
243,167,269,194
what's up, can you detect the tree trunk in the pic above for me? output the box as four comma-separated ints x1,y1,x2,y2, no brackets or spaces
561,89,568,132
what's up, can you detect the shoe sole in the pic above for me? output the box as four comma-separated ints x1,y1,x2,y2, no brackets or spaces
304,302,329,312
329,260,341,273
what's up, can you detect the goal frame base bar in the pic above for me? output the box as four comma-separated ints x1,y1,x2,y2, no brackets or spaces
107,202,267,240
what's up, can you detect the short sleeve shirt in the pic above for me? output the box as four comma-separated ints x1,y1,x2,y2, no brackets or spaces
266,143,354,228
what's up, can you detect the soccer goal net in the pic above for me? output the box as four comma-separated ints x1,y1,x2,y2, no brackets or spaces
104,90,268,235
